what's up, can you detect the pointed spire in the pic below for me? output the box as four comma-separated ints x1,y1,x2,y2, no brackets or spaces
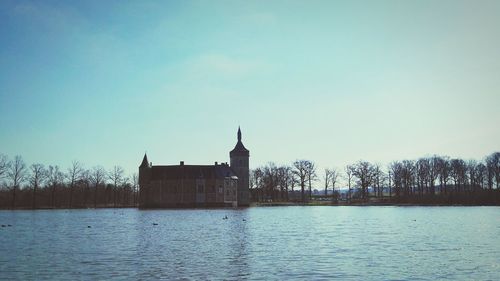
230,126,249,156
140,153,149,168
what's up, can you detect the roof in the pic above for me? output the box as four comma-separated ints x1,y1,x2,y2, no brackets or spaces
230,127,249,156
140,153,149,168
150,164,238,181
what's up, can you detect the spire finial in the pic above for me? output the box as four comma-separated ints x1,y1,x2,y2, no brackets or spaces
237,126,241,142
140,153,149,168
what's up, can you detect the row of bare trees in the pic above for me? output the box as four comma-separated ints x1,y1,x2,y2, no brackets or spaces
250,152,500,204
0,154,139,209
385,153,500,203
251,160,339,203
2,152,499,207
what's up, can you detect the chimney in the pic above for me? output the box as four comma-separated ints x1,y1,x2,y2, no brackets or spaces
180,161,184,166
215,161,218,166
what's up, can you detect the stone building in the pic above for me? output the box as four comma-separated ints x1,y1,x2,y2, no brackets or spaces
139,128,250,208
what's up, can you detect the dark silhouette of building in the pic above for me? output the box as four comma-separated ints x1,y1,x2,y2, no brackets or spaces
139,128,250,208
230,127,250,206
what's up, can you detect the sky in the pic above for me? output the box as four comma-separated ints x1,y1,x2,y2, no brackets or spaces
1,0,499,182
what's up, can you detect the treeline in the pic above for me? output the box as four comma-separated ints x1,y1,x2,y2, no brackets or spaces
250,152,500,205
2,152,499,208
0,154,138,209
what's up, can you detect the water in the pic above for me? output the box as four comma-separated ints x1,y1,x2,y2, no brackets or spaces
0,207,499,280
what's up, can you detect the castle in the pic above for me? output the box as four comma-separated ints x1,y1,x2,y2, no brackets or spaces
138,127,250,208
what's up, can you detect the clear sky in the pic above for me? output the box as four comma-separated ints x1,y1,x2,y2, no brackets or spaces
1,0,499,180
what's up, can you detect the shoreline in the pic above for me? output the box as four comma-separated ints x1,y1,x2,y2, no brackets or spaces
1,202,499,210
251,202,500,207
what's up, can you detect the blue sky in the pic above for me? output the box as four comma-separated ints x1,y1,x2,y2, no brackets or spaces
1,0,499,179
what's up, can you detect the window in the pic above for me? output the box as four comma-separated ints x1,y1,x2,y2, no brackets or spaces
197,185,204,193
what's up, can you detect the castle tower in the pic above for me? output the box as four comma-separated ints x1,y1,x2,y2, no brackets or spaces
138,153,151,207
230,127,250,206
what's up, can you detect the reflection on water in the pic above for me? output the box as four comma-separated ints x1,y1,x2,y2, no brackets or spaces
0,207,499,280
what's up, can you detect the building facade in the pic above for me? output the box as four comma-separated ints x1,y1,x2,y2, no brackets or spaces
139,128,250,208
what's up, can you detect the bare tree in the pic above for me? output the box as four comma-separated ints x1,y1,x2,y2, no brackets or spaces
436,157,450,194
416,158,430,196
293,160,310,203
390,161,403,197
8,156,26,209
305,161,317,200
467,160,479,192
330,169,338,193
486,152,500,189
67,161,83,208
0,154,9,179
372,164,384,198
277,166,292,201
323,169,331,196
121,176,131,206
429,156,440,195
330,168,339,201
353,161,375,201
324,168,339,198
251,168,264,202
286,167,295,201
387,165,393,198
81,169,92,207
450,159,466,193
345,165,355,203
252,164,295,202
289,171,296,193
108,165,124,207
260,162,279,201
29,163,46,209
132,173,139,206
475,163,487,190
401,160,415,196
47,165,64,208
91,166,106,208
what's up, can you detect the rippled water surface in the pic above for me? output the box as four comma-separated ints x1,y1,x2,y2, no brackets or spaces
1,206,499,280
